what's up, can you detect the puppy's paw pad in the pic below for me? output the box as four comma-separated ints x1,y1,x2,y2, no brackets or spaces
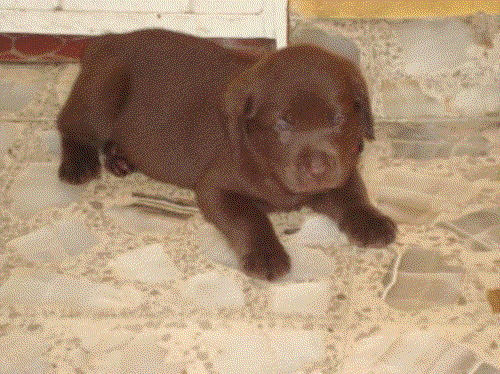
340,207,397,248
243,247,291,281
104,156,134,177
58,160,100,185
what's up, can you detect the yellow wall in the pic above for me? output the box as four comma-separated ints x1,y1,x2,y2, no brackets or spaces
291,1,499,18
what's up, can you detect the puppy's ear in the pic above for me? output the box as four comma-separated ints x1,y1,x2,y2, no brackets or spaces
224,67,262,152
350,72,374,140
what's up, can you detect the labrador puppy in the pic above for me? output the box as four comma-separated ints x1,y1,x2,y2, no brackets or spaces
57,29,396,280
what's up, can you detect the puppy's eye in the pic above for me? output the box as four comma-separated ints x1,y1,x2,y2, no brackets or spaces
359,139,364,153
273,119,293,143
245,119,261,134
330,111,344,129
274,119,291,132
354,100,362,112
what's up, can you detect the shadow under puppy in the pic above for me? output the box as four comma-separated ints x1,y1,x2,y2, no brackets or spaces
57,29,397,281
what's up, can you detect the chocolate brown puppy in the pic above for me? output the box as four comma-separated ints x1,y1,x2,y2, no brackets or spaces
58,29,396,280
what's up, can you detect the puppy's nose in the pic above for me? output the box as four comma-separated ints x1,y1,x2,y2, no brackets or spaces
300,150,330,176
309,151,328,175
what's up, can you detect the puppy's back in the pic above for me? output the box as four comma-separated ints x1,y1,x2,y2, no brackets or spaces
58,29,255,145
106,30,257,187
58,29,258,188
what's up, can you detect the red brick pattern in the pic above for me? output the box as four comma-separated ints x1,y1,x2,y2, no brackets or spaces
0,35,12,53
0,33,275,62
0,34,90,62
16,35,63,56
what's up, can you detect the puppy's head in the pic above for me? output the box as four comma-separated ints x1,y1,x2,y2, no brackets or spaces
225,44,374,194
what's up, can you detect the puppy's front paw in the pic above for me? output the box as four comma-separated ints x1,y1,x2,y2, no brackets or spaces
242,244,291,281
339,206,397,248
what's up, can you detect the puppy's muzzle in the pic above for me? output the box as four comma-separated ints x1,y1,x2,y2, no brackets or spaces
297,149,331,179
298,139,341,183
279,133,346,193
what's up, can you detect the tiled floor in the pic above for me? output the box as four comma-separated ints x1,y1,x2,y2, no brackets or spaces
1,30,500,374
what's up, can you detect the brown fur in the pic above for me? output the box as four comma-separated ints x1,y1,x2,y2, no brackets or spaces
57,29,396,280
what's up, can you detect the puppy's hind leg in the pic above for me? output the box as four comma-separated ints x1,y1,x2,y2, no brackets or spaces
57,42,128,185
58,134,101,185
